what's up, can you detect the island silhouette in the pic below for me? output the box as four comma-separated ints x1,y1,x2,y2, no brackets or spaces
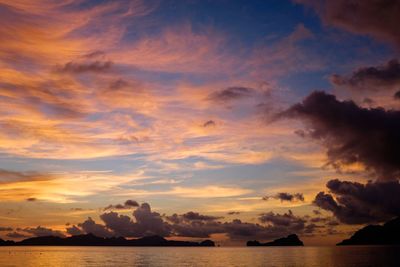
0,234,215,247
246,234,304,246
337,217,400,246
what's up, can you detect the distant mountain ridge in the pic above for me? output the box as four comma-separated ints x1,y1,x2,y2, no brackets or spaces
337,217,400,246
0,234,215,247
247,234,304,246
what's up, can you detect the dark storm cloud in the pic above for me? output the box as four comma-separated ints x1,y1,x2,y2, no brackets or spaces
314,179,400,224
0,227,12,231
278,91,400,180
208,86,255,102
331,59,400,91
56,60,113,73
21,226,65,238
295,0,400,47
263,192,304,202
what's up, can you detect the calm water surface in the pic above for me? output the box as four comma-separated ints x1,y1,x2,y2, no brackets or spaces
0,246,398,267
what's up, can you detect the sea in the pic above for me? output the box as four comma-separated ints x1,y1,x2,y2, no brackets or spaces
0,246,398,266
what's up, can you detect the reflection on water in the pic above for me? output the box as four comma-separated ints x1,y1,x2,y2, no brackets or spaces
0,246,399,267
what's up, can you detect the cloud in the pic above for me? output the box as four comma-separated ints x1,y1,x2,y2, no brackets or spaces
331,59,400,91
259,210,305,231
0,169,53,184
314,179,400,224
67,203,318,241
168,210,314,240
20,226,65,238
203,120,216,128
295,0,400,47
249,23,321,78
208,87,255,102
166,211,222,224
124,199,139,207
263,192,305,202
278,91,400,180
168,186,252,198
78,217,115,238
104,199,139,210
394,90,400,100
181,211,222,222
66,225,84,236
100,203,171,237
0,227,12,231
26,197,37,202
6,232,28,239
55,60,113,73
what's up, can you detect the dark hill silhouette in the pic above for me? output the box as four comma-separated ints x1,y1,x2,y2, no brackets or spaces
247,234,304,246
0,238,15,246
0,234,215,247
337,217,400,246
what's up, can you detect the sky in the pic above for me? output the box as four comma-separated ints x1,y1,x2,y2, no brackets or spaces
0,0,399,246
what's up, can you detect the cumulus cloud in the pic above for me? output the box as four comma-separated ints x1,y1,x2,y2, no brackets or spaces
66,203,319,241
100,203,171,237
263,192,305,202
314,179,400,224
279,91,400,180
78,217,115,238
295,0,400,47
167,210,314,240
259,210,305,231
66,225,84,236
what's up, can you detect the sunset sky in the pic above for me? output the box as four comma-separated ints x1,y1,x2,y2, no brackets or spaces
0,0,399,246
